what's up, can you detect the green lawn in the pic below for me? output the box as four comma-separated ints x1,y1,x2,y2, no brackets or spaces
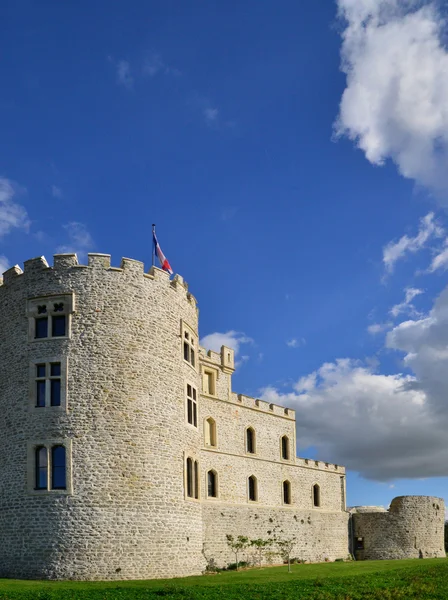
0,559,447,599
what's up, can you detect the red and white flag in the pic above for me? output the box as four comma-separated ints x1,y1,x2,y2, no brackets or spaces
153,231,173,275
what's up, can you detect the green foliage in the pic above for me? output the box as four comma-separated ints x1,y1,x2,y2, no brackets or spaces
0,559,447,599
225,535,250,571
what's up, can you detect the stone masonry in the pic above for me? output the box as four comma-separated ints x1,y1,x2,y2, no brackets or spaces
0,253,443,580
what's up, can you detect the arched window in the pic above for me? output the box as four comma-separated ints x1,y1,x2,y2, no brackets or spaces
186,457,199,499
246,427,256,454
51,445,66,490
313,484,321,508
283,480,291,505
205,417,217,447
207,470,217,498
35,446,48,490
248,475,258,502
281,435,290,460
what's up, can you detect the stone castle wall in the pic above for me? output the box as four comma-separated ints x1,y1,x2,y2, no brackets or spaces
0,254,204,580
351,496,445,560
0,253,443,581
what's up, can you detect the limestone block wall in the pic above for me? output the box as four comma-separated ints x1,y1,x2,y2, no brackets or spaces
0,254,204,580
351,496,445,560
202,504,349,567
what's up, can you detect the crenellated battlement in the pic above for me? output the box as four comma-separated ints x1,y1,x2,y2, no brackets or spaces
229,391,296,420
0,252,197,308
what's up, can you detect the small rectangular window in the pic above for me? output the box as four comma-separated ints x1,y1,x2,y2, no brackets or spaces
182,322,197,369
35,318,48,339
52,315,66,337
186,384,198,427
202,369,216,396
33,361,63,409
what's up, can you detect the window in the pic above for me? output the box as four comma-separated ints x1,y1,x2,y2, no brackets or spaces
246,427,256,454
31,359,66,410
186,456,199,499
34,445,66,491
182,325,196,368
283,480,291,505
281,435,290,460
28,295,74,341
35,446,48,490
186,384,198,427
313,484,321,508
51,446,66,489
207,470,217,498
34,362,62,407
204,417,217,447
202,368,216,396
248,475,258,502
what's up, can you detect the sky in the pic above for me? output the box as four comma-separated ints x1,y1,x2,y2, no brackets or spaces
3,0,448,510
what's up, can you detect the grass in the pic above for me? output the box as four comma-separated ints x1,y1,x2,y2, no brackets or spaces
0,559,447,599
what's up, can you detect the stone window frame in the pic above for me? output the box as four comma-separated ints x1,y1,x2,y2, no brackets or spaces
203,416,217,448
185,381,198,428
282,479,292,505
181,320,197,371
184,452,200,502
247,474,258,503
27,439,73,495
206,469,219,499
312,483,321,508
201,365,218,397
245,426,257,455
29,356,68,412
280,434,291,461
27,293,75,342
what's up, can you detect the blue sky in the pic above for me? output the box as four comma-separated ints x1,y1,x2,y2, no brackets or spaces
3,0,448,509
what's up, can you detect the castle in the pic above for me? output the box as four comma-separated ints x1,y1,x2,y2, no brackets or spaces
0,253,445,580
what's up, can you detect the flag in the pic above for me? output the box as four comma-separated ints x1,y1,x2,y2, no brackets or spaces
153,231,173,275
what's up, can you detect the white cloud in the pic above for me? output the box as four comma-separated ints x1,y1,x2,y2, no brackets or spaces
382,212,443,273
51,185,63,199
367,322,393,335
200,330,253,357
0,255,9,276
116,60,133,89
0,177,30,237
286,338,306,348
143,54,164,77
56,222,94,260
262,283,448,481
204,107,219,125
429,240,448,272
390,287,424,317
335,0,448,199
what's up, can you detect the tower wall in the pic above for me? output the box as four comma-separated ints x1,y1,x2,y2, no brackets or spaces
351,496,445,560
0,254,204,580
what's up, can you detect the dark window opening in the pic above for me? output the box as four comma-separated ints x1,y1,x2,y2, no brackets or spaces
248,475,257,501
50,379,61,407
207,470,217,498
313,484,321,508
51,445,66,490
53,302,64,312
283,480,291,505
36,380,46,408
184,342,190,362
35,447,48,490
281,436,290,460
246,428,255,454
35,317,48,339
52,315,66,337
186,458,193,498
37,305,47,314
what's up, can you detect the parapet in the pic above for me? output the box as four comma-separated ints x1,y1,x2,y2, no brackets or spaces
0,253,197,309
199,345,235,373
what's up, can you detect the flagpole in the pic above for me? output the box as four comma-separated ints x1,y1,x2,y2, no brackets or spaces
152,224,156,267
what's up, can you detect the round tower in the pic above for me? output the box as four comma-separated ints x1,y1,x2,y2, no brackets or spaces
351,496,445,560
0,253,204,580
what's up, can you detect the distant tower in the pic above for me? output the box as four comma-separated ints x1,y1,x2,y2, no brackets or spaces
0,253,204,580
